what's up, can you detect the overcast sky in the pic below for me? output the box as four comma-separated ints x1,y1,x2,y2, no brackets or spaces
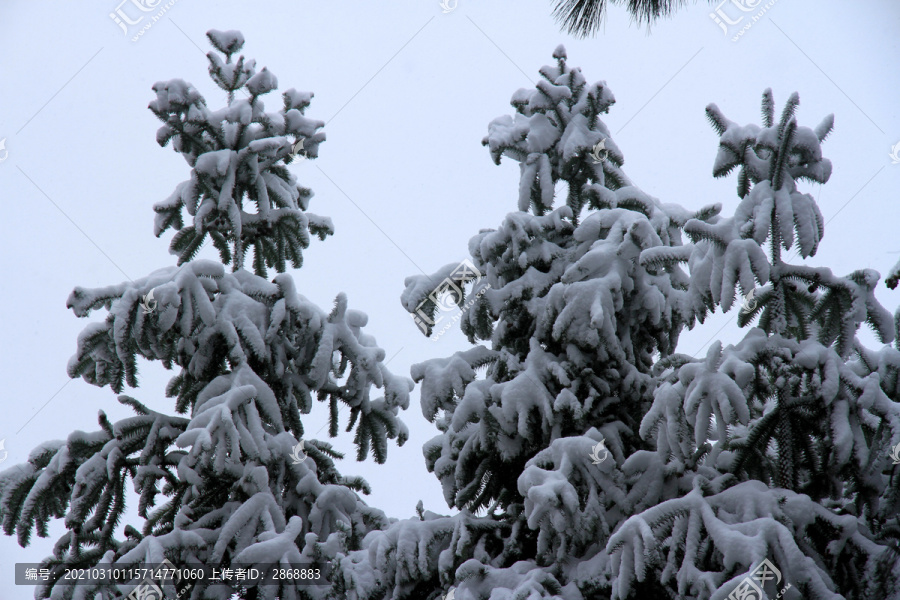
1,1,898,596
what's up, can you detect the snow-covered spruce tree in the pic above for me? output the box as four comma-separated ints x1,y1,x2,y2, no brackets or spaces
0,29,411,600
319,45,719,600
607,90,900,598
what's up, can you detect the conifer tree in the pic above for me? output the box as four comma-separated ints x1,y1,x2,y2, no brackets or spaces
322,45,716,600
611,88,900,599
0,29,411,600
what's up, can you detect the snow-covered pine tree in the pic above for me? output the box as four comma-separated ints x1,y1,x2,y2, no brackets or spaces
0,29,411,600
317,45,720,600
608,89,900,599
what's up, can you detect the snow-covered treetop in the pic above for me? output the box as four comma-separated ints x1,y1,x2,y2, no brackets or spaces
482,44,629,218
151,29,332,276
676,91,833,315
686,90,834,273
707,88,833,199
675,91,892,354
635,89,891,354
400,47,717,523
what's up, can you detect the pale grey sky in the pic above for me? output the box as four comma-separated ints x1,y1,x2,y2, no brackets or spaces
1,1,898,597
